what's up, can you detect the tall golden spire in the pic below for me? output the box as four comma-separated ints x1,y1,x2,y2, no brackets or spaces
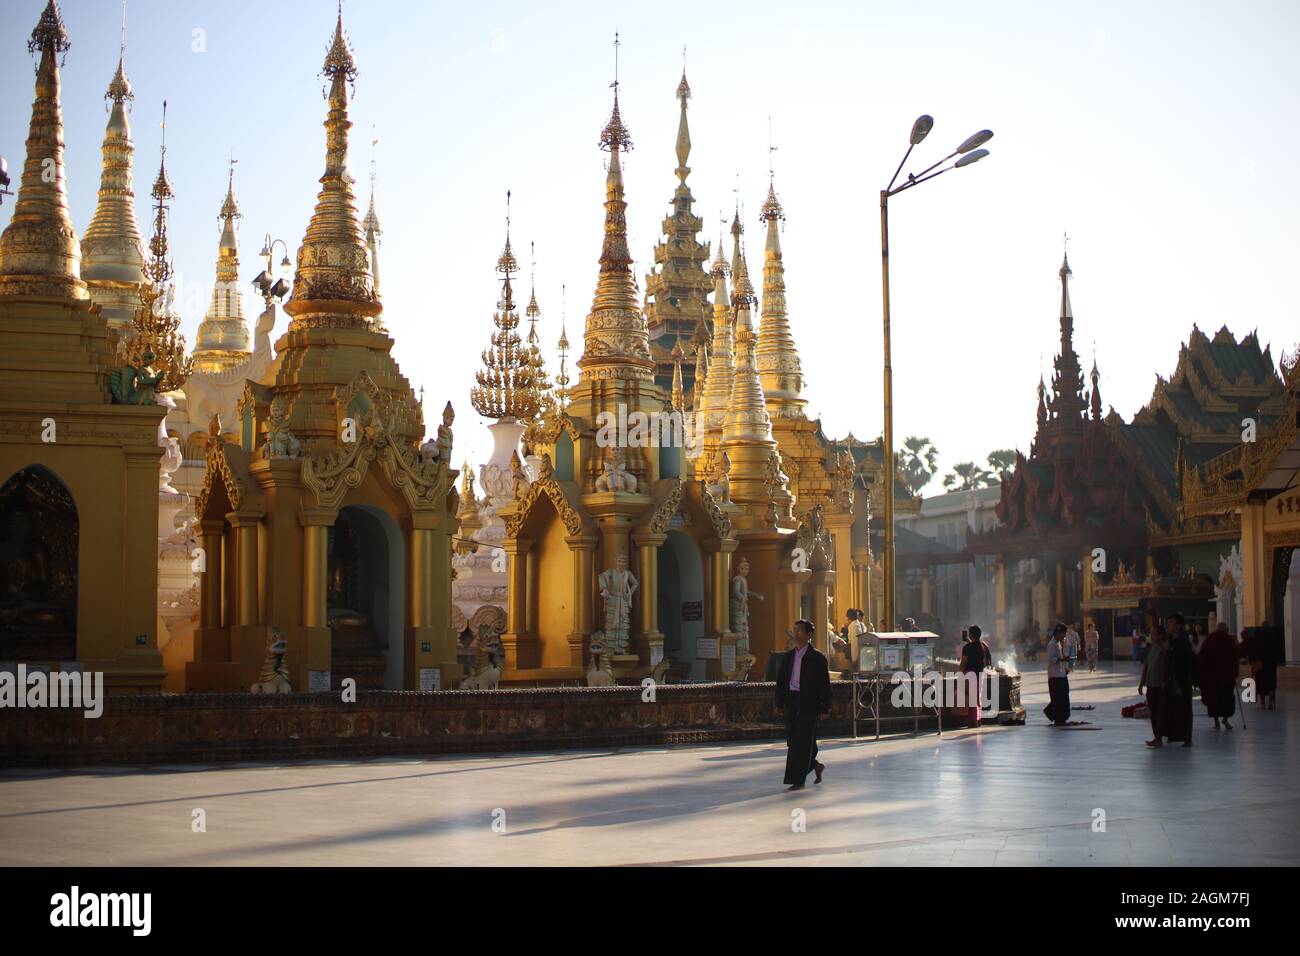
691,330,709,410
755,172,806,419
523,241,556,436
698,238,733,450
0,1,88,301
193,161,252,372
723,234,787,513
671,340,685,412
555,282,571,409
284,3,380,328
363,127,382,298
82,3,147,328
578,33,653,383
644,54,712,394
471,195,536,421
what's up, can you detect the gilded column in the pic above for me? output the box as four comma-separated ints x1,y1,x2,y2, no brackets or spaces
199,519,224,629
409,527,433,628
229,513,260,626
300,513,332,629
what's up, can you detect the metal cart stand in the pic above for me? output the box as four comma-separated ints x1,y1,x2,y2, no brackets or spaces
850,630,943,739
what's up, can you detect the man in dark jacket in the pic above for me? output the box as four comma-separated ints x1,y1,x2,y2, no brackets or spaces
775,619,833,790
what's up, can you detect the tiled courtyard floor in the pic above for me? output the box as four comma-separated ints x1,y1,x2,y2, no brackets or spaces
0,661,1294,866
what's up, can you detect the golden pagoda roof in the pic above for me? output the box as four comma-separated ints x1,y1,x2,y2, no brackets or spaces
0,0,87,301
194,165,251,368
578,72,653,383
755,174,806,418
283,5,379,327
82,27,147,324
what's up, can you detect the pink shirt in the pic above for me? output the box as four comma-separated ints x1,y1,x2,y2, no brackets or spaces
790,642,810,691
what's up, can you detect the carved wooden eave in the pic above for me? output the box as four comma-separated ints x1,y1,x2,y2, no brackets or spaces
638,478,684,535
697,482,734,540
530,406,583,445
301,409,449,512
196,438,262,520
503,470,590,538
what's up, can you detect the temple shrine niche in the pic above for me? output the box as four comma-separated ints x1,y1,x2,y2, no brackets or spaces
187,10,461,692
0,1,167,692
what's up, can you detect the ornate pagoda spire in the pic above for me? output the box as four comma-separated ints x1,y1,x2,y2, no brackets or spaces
363,127,382,298
471,196,536,422
730,203,744,289
82,5,148,328
283,3,380,329
671,340,685,412
697,238,734,447
523,242,556,437
193,161,251,372
643,54,713,392
0,1,88,301
578,33,653,383
143,100,174,289
723,235,786,512
1047,249,1087,425
1036,374,1047,430
691,329,709,410
1090,355,1102,421
555,283,571,409
755,172,806,419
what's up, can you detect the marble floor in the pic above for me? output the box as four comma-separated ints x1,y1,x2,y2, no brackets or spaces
0,661,1294,866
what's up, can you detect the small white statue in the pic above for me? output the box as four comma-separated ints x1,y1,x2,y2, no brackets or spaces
595,449,638,493
730,557,764,657
586,633,615,687
705,451,732,503
460,625,503,690
263,396,302,459
251,627,292,694
597,552,638,655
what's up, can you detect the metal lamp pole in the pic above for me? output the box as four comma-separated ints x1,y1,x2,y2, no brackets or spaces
879,116,992,631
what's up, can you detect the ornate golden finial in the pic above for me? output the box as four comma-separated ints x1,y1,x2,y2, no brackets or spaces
144,101,173,286
671,340,685,412
284,4,378,326
471,196,536,421
82,2,147,327
193,158,250,372
579,35,652,382
697,235,734,448
107,3,132,105
523,240,556,441
755,163,804,417
556,283,571,408
0,0,86,301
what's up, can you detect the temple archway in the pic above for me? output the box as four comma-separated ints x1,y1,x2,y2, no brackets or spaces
658,529,705,679
0,466,79,662
328,504,405,689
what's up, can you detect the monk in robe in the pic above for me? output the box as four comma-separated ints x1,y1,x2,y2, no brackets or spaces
1198,623,1239,730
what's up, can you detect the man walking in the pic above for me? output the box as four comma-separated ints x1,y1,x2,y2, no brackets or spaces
1044,622,1071,725
775,619,832,791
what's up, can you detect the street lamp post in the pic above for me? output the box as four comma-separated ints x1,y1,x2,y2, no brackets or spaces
879,117,992,631
252,234,293,306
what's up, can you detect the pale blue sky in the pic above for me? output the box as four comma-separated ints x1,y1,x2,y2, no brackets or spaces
3,0,1297,485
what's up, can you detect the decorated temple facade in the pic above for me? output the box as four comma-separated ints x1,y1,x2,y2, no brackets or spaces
495,63,889,685
189,11,460,692
0,1,166,691
969,251,1291,655
644,67,712,397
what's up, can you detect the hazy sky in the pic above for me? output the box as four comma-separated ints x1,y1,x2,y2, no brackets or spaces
3,0,1297,488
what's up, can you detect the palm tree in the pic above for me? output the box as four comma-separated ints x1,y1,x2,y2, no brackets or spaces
897,436,939,495
986,448,1019,480
943,462,995,491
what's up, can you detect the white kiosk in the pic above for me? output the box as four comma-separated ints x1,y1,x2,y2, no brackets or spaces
850,630,943,739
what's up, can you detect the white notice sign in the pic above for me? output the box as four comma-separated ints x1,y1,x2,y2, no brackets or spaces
881,646,903,670
308,670,331,692
696,637,719,660
650,645,664,667
721,643,736,674
420,667,441,691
